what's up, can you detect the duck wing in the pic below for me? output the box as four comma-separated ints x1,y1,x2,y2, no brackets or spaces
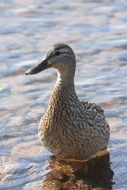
81,100,106,123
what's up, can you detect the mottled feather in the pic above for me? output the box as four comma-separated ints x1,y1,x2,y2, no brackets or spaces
27,43,110,160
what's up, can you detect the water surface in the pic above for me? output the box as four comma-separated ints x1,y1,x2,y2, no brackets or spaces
1,0,127,189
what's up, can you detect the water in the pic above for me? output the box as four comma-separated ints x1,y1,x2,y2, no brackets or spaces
0,0,127,189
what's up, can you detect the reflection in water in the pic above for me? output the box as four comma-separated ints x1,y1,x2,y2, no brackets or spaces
42,154,114,190
1,0,127,189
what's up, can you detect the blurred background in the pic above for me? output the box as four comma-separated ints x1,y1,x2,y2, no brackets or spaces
0,0,127,189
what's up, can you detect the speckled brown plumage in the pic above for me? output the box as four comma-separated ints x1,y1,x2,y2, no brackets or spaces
26,43,110,160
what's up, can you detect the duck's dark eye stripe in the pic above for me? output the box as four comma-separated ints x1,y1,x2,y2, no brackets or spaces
55,51,61,56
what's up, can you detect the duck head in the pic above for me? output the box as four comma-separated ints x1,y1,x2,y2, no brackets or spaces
25,43,76,79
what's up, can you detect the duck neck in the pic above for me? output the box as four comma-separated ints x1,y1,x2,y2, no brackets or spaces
56,70,75,88
49,71,78,107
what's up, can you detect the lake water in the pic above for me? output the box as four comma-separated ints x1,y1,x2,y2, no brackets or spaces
0,0,127,189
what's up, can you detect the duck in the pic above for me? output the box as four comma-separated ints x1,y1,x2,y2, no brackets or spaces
25,43,110,161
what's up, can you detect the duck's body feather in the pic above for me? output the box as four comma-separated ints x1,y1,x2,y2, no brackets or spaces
38,78,110,160
26,43,110,160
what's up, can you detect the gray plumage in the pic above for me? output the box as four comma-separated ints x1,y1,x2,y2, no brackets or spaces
26,43,110,160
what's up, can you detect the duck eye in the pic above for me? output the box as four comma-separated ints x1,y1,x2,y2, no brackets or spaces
55,51,61,56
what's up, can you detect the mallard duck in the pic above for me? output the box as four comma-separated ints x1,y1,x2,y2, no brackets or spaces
25,43,110,161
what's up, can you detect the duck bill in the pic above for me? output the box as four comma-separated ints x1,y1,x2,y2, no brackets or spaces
25,59,48,75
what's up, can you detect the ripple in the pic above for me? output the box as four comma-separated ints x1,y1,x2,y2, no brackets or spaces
1,0,127,189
